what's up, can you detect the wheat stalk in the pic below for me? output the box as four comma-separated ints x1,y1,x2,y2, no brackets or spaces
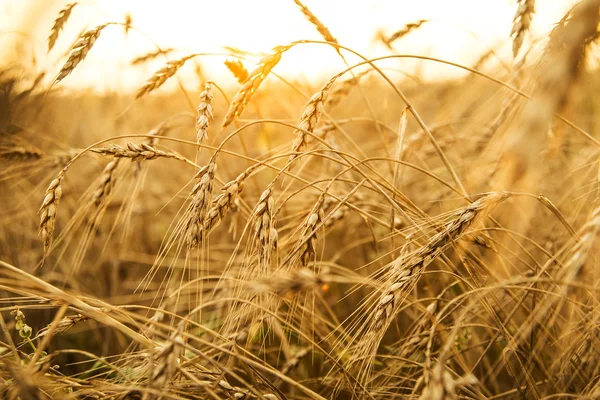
48,3,78,52
499,0,599,190
123,13,133,36
55,24,109,84
511,0,535,59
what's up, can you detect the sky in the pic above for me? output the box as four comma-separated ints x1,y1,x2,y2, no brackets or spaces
0,0,579,92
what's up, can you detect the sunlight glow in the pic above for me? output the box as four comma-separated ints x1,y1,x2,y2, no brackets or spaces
0,0,578,91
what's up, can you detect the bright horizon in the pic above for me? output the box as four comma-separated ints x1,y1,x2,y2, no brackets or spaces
0,0,578,92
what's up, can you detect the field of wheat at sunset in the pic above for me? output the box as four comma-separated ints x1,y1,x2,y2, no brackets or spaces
1,0,600,399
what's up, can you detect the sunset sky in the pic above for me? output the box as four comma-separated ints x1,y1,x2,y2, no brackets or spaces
0,0,578,91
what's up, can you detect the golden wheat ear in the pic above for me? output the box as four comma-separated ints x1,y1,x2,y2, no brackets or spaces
48,3,78,53
54,24,109,85
222,44,293,128
511,0,535,59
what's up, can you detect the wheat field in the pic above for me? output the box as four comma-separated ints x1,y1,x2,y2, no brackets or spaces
1,0,600,398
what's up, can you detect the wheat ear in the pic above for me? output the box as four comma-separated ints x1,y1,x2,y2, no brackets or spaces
203,171,248,238
224,59,249,84
418,361,477,400
38,172,65,256
55,24,109,84
131,48,175,65
252,186,277,262
288,78,335,170
91,158,120,207
48,3,78,52
147,331,184,397
222,45,292,128
91,143,186,162
511,0,535,59
185,162,217,249
351,193,509,382
378,19,429,50
136,55,194,99
196,81,214,145
292,0,339,49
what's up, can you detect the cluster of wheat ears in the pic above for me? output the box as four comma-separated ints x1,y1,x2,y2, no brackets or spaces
1,0,600,398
